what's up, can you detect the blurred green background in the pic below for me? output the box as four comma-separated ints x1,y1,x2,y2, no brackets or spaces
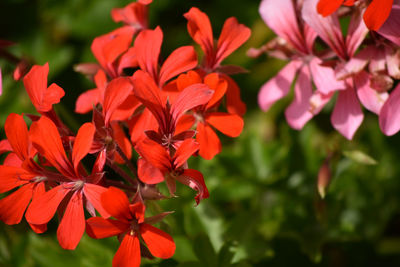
2,0,400,266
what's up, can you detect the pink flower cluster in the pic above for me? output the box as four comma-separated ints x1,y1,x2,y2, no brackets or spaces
253,0,400,139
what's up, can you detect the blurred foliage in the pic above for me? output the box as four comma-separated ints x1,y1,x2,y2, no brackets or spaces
2,0,400,266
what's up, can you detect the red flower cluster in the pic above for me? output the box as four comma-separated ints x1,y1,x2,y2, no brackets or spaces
0,1,250,266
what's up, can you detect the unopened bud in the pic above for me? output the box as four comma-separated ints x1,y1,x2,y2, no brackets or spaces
317,160,331,199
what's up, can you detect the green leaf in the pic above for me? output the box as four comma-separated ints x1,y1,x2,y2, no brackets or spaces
192,234,217,267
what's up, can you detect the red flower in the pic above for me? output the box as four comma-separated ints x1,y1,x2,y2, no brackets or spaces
317,0,393,31
134,26,198,87
86,187,175,267
175,71,244,160
0,113,47,233
23,63,65,113
131,70,213,149
184,7,250,115
136,138,209,205
111,0,151,31
25,116,109,250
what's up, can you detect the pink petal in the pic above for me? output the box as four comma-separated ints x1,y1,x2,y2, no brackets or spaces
355,71,388,114
379,83,400,135
258,60,301,111
285,66,314,130
309,57,345,94
331,85,364,140
377,4,400,46
259,0,309,54
345,10,368,57
302,0,347,59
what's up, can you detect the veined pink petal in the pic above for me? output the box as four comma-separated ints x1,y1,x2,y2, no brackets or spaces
386,47,400,79
377,4,400,46
260,0,309,54
302,0,347,59
57,191,85,250
258,60,301,111
379,83,400,135
25,185,69,225
346,10,368,57
86,217,128,239
335,46,372,80
140,223,175,258
331,85,364,140
113,234,141,267
355,71,388,114
309,57,345,94
285,66,314,130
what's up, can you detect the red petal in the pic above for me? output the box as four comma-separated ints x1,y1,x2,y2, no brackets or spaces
135,139,171,173
317,0,344,16
28,182,48,234
176,70,202,91
5,113,30,161
196,122,221,160
75,89,101,114
86,217,128,239
177,169,209,205
111,1,149,28
0,139,12,154
84,184,110,218
137,158,165,184
0,183,34,225
206,112,244,137
204,73,228,109
131,70,165,128
72,123,95,173
363,0,393,31
173,139,199,168
221,75,246,116
112,122,132,164
57,191,85,250
175,114,196,134
184,8,214,64
129,108,158,145
25,185,69,225
159,46,198,87
42,83,65,111
103,77,133,125
113,234,141,267
109,94,141,122
101,187,132,222
171,83,214,124
215,17,251,67
134,27,163,81
30,116,73,177
23,63,48,112
140,223,175,258
0,166,30,193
